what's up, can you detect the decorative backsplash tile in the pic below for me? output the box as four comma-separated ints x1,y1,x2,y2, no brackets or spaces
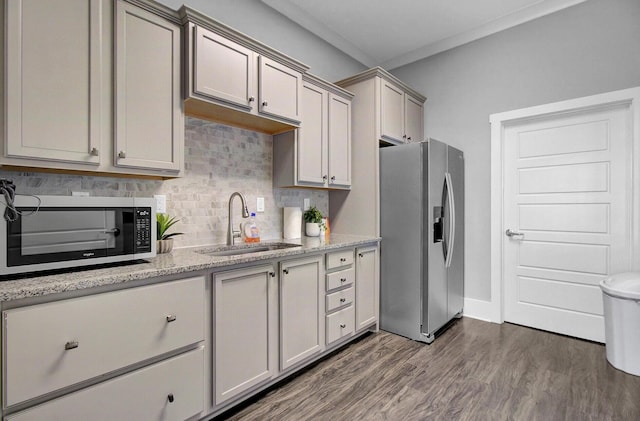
0,117,329,248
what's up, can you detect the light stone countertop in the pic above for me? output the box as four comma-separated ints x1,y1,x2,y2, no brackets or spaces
0,234,380,303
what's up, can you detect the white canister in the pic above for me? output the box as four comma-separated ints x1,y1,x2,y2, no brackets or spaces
283,207,302,239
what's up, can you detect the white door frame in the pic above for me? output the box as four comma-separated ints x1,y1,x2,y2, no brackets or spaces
489,87,640,323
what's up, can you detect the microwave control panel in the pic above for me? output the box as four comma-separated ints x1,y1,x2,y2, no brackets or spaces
135,208,152,252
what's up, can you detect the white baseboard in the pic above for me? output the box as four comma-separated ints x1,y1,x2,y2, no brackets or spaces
463,297,500,323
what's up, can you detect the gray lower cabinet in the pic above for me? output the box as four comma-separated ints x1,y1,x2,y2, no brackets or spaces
325,249,356,345
356,245,379,330
1,275,206,418
213,264,278,405
279,255,324,371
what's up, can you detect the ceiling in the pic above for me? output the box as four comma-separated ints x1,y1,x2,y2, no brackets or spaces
261,0,588,70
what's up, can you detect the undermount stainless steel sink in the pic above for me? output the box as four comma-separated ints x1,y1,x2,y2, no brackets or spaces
197,242,301,257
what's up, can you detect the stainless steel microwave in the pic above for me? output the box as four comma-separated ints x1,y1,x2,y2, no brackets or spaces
1,196,156,276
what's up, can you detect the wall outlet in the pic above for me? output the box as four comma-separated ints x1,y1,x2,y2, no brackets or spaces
154,194,167,213
303,198,310,211
256,197,265,212
71,191,90,197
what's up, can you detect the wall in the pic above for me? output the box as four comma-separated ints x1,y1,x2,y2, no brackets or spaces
391,0,640,301
156,0,366,81
0,118,328,248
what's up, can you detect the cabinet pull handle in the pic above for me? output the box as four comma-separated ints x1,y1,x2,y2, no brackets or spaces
248,96,255,102
407,136,412,141
323,175,328,181
330,176,336,182
262,101,268,107
166,314,176,323
118,151,126,159
283,269,289,275
64,341,79,350
90,147,99,156
403,135,407,139
340,278,346,283
340,258,346,262
269,271,276,277
340,323,346,328
340,298,346,303
167,393,174,403
358,253,364,258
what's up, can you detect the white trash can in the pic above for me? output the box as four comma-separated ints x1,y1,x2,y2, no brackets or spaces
600,272,640,376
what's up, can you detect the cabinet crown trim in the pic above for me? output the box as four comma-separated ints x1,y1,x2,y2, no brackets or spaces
123,0,181,23
179,6,310,74
335,66,426,103
303,73,354,100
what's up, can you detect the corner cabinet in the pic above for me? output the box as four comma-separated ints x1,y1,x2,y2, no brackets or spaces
273,74,353,190
213,264,278,405
182,7,308,134
1,0,184,177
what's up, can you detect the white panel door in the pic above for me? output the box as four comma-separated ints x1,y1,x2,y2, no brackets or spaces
297,81,327,185
503,104,632,342
328,93,351,188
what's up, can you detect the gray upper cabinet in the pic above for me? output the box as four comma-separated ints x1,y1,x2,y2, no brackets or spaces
182,6,309,135
273,74,353,190
114,0,183,172
1,0,184,177
3,0,107,166
380,78,425,145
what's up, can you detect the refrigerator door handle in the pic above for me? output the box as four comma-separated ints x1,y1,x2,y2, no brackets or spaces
444,172,456,268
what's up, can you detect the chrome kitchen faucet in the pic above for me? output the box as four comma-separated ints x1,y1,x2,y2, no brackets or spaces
227,192,250,245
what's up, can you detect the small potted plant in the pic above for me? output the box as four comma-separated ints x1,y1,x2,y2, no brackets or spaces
303,206,324,237
156,213,183,254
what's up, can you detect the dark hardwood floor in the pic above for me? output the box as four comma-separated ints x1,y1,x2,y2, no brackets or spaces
221,318,640,420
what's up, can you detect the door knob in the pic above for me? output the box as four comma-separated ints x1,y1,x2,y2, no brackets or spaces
505,229,525,238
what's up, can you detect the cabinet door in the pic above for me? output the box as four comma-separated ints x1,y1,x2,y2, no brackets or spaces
193,26,256,110
404,94,424,143
258,56,302,124
114,1,182,172
280,256,323,371
328,93,351,188
297,82,328,186
356,246,378,330
214,265,277,405
380,79,405,145
4,0,105,164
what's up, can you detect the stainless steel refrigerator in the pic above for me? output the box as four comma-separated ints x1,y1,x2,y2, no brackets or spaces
379,139,464,343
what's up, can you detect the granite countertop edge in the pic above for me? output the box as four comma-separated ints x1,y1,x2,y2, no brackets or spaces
0,234,380,303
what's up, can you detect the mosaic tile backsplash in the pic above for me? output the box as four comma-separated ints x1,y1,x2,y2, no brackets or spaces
0,117,329,248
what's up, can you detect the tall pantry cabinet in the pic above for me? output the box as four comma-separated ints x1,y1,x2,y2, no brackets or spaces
330,67,426,237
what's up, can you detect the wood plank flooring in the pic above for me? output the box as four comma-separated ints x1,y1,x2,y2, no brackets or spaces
217,318,640,420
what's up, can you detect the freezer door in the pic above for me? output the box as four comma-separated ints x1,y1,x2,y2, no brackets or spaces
423,139,448,335
380,143,425,340
447,145,465,319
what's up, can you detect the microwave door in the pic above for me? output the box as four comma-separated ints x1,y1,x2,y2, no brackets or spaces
16,209,120,261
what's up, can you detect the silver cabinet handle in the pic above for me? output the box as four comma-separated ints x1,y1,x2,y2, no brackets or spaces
269,271,276,277
340,298,346,303
340,278,347,283
340,258,346,262
90,147,99,156
65,341,79,350
283,269,289,275
262,101,268,107
118,151,126,159
323,175,328,181
407,136,412,141
506,229,525,238
340,323,346,328
330,176,336,183
248,96,255,102
166,314,176,323
358,253,364,258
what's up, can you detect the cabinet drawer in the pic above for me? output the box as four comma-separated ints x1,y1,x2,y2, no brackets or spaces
326,267,354,292
326,249,354,270
3,276,205,406
6,347,205,421
326,286,354,313
326,305,355,345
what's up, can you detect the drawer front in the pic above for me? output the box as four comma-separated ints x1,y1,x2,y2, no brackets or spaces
326,249,354,270
4,276,205,406
326,305,355,345
326,267,355,292
326,286,354,313
7,347,205,421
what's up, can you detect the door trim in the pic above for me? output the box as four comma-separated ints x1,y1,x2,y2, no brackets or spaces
489,87,640,323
